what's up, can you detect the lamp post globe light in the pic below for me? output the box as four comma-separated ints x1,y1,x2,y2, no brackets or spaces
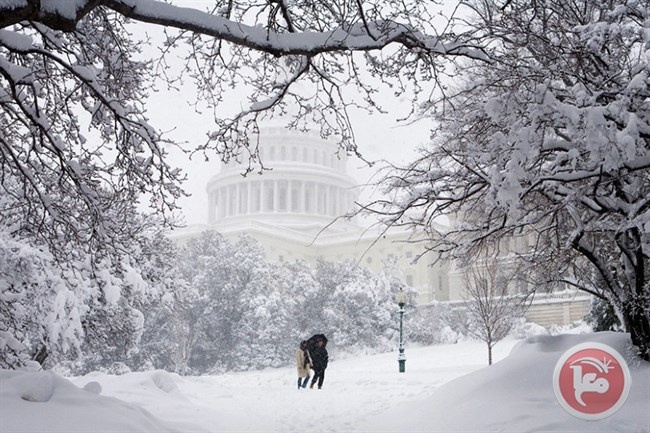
396,288,406,373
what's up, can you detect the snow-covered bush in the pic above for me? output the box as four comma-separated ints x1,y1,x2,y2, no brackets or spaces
0,229,84,369
586,297,623,332
405,302,460,345
133,232,434,373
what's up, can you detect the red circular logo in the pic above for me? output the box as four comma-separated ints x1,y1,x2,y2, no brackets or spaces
553,342,631,420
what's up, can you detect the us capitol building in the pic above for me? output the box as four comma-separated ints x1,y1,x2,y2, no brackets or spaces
174,125,451,304
172,125,590,324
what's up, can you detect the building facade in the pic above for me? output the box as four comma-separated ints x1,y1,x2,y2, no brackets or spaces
172,125,590,325
170,125,451,304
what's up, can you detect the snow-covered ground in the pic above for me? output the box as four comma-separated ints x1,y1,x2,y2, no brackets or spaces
1,332,648,433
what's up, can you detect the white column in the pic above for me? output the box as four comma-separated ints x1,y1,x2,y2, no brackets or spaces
247,182,252,214
224,186,231,217
287,180,293,212
300,181,306,213
216,189,223,219
333,187,340,216
235,183,241,215
273,180,279,212
260,181,266,212
326,185,331,216
317,184,323,214
208,190,215,223
307,182,314,214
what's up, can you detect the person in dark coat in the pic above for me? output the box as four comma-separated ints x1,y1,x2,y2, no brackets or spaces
308,336,328,389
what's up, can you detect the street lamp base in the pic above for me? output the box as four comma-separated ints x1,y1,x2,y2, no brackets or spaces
398,359,406,373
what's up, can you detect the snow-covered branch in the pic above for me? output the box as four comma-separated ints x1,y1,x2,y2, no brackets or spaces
1,0,488,59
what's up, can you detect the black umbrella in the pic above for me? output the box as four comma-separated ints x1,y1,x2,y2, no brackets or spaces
306,334,328,351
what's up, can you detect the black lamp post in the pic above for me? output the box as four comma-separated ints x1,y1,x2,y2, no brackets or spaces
396,288,406,373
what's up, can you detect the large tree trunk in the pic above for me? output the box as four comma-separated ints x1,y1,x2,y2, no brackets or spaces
616,228,650,361
620,298,650,361
31,343,49,367
572,230,650,361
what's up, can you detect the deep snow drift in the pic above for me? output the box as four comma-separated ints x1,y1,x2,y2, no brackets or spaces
0,332,648,432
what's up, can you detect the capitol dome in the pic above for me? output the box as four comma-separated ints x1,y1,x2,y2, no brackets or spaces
206,126,360,232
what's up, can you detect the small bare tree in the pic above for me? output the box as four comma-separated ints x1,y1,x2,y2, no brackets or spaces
459,255,528,365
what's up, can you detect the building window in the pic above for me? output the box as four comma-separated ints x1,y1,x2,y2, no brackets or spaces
516,277,528,294
366,257,372,264
406,275,414,287
405,251,413,259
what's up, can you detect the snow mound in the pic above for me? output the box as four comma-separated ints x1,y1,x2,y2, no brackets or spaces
0,370,184,433
359,332,650,433
151,370,179,393
19,371,55,402
82,381,102,394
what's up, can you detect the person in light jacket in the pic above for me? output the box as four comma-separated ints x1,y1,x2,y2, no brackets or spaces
296,340,312,389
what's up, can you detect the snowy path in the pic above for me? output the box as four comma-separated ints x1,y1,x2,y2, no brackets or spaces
74,339,520,432
8,331,647,433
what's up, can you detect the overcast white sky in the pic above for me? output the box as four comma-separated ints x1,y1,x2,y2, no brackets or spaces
145,69,435,227
137,1,459,226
